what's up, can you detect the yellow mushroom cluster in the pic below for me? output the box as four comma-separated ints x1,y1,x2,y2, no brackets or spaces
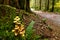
12,16,25,36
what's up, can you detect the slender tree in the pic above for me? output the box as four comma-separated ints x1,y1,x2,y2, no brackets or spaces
51,0,55,12
45,0,47,11
46,0,49,10
35,0,36,9
39,0,41,10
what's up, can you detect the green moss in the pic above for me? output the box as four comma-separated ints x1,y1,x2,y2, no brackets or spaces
0,5,17,25
0,5,18,40
0,5,16,16
0,5,27,40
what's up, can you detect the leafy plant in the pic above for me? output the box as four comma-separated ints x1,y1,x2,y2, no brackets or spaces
26,21,35,40
26,21,40,40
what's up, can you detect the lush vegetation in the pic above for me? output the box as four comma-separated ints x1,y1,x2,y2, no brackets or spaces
0,0,60,40
30,0,60,13
0,5,43,40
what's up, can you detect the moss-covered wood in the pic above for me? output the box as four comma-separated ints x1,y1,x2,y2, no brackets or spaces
0,5,16,17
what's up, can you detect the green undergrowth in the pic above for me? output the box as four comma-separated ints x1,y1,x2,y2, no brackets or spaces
0,5,41,40
0,5,49,40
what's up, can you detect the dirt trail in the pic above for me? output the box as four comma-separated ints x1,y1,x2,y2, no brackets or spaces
32,10,60,39
33,11,60,26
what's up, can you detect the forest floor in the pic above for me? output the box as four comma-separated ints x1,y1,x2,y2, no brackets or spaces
17,9,60,40
32,10,60,40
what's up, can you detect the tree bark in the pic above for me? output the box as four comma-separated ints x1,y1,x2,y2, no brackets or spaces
26,0,30,12
0,0,4,4
39,0,41,10
19,0,25,9
51,0,55,12
45,0,47,11
46,0,49,10
15,0,20,8
2,0,31,12
4,0,10,5
35,0,36,10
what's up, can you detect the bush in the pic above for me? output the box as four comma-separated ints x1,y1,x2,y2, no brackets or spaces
54,7,60,12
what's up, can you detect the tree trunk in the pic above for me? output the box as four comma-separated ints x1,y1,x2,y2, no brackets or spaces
51,0,55,12
35,0,36,10
19,0,25,9
0,0,4,4
26,0,30,12
3,0,31,12
9,0,20,8
19,0,31,12
45,0,47,11
46,0,49,10
4,0,10,5
39,0,41,10
15,0,20,8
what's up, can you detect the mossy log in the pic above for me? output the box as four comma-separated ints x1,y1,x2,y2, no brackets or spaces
0,5,16,17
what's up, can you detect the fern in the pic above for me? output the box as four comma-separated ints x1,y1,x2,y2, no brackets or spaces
26,21,35,40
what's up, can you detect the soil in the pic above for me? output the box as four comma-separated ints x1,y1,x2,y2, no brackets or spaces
23,13,60,40
16,9,60,40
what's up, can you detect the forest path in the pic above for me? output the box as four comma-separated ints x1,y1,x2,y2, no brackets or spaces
30,8,60,39
32,10,60,37
33,10,60,27
31,9,60,24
